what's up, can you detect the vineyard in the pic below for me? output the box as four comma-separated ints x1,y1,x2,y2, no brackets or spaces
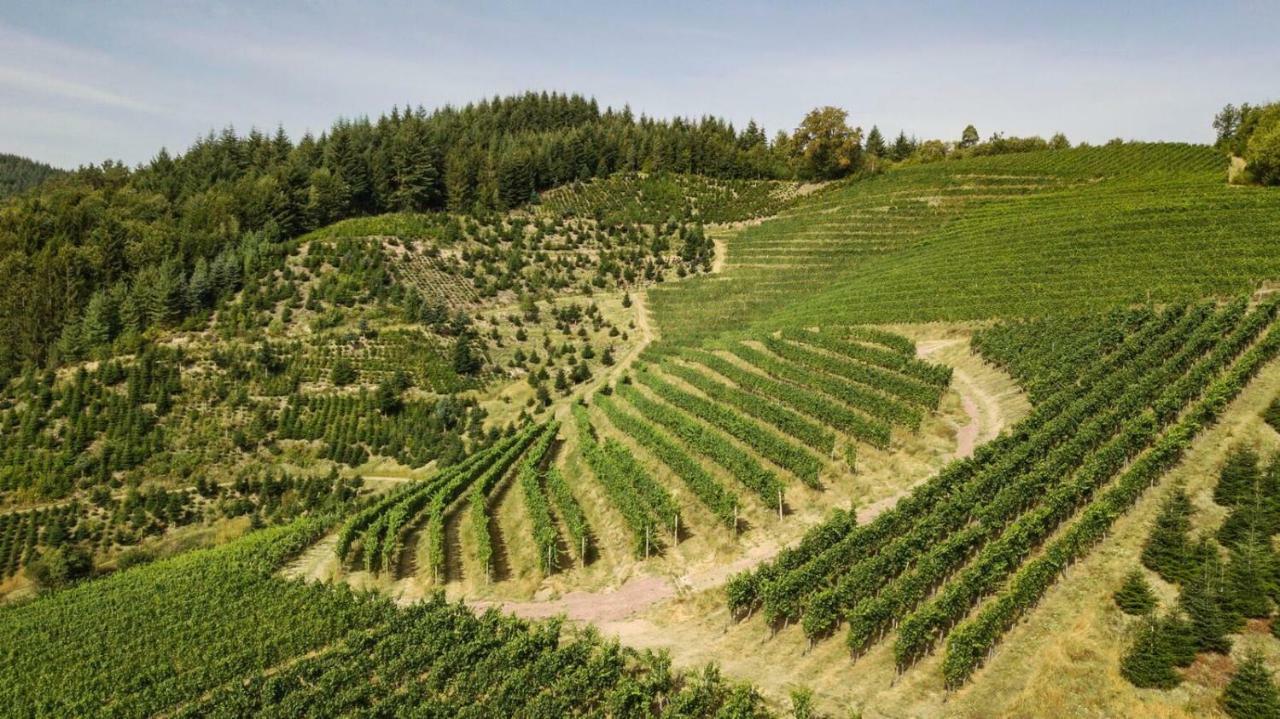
0,518,768,717
771,146,1280,327
6,100,1280,718
648,142,1280,347
560,326,948,559
331,420,592,581
725,297,1280,690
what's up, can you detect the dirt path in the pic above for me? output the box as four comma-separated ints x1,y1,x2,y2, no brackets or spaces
711,237,728,274
916,339,992,459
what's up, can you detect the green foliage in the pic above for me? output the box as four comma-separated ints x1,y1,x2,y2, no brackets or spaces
1222,652,1280,719
24,545,93,589
1265,397,1280,433
1225,533,1277,619
1216,445,1263,507
1119,615,1182,689
0,152,63,199
1179,543,1235,654
572,404,670,556
1113,570,1157,616
0,518,771,717
330,358,357,386
790,107,864,180
542,172,798,225
1142,489,1196,584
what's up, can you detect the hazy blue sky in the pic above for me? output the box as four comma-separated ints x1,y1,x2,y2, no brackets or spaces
2,1,1277,168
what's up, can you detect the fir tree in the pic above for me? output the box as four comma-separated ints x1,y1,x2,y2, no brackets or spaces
1225,532,1277,619
1114,570,1158,615
1265,397,1280,434
889,131,916,162
1222,652,1280,719
1142,488,1196,583
1217,445,1262,508
1181,542,1236,654
1120,615,1181,689
865,126,887,157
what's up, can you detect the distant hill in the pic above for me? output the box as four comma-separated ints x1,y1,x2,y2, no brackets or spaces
0,153,63,199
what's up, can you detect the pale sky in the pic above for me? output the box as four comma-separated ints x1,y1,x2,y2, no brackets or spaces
2,0,1278,169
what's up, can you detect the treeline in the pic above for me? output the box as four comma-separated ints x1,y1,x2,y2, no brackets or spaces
1214,102,1280,185
0,153,63,200
0,92,780,382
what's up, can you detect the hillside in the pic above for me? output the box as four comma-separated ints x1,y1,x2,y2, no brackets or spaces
4,92,1280,719
649,143,1280,346
0,153,62,199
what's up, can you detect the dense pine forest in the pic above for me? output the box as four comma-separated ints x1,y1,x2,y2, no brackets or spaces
0,153,63,199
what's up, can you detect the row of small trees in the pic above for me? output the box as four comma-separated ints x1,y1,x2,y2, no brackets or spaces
1119,447,1280,717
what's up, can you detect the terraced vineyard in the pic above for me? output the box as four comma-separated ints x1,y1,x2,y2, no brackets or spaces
727,297,1280,688
771,146,1280,327
566,326,949,555
650,143,1280,347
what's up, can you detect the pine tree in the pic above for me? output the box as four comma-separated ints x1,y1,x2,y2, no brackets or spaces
1114,570,1158,615
80,289,119,348
890,131,915,162
391,125,440,212
1265,397,1280,434
1217,446,1262,507
865,126,887,157
1222,652,1280,719
1142,488,1196,583
1120,615,1181,689
1181,542,1235,654
1225,532,1277,619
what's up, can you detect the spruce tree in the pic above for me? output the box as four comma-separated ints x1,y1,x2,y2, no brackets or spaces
1222,652,1280,719
1217,445,1262,508
1181,542,1235,654
1120,615,1180,689
1114,570,1158,615
1142,488,1195,583
1265,397,1280,434
1225,532,1277,619
865,126,887,157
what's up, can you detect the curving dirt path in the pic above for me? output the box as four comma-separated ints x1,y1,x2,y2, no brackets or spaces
916,339,994,459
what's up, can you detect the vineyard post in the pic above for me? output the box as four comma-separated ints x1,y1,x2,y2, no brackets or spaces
778,489,783,519
673,514,679,545
645,525,651,558
581,536,586,567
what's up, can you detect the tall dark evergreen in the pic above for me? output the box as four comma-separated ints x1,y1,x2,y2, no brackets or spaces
1120,615,1181,689
1179,541,1236,654
864,126,887,157
1225,532,1276,619
1142,488,1196,583
1222,652,1280,719
1114,570,1158,615
1217,445,1262,507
